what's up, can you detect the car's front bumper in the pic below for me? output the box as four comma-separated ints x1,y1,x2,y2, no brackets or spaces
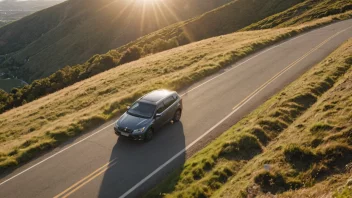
114,127,145,140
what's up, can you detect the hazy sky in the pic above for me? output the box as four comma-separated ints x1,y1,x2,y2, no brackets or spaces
0,0,66,2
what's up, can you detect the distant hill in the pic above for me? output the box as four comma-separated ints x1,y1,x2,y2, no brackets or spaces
0,0,64,25
112,0,305,56
0,0,65,11
0,0,231,82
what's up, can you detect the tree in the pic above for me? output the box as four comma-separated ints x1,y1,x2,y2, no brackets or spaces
119,47,142,65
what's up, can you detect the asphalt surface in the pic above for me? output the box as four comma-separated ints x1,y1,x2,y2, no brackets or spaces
1,19,352,198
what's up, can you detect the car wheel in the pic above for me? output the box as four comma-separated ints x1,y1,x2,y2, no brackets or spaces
173,110,182,122
144,129,153,142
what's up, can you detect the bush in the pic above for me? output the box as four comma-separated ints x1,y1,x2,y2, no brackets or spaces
86,55,116,75
119,47,142,65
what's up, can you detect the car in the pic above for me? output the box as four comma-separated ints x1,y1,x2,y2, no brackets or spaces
114,89,183,141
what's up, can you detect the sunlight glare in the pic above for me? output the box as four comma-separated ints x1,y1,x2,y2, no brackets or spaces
137,0,160,4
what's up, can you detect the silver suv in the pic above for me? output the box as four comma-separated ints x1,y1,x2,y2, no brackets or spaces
114,90,183,141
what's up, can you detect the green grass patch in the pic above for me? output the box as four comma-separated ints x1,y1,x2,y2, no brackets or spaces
335,186,352,198
310,123,334,133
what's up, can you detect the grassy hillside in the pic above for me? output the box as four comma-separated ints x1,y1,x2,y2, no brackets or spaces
112,0,352,57
147,37,352,198
243,0,352,30
0,0,231,82
0,16,333,172
2,0,351,116
118,0,352,57
219,40,352,198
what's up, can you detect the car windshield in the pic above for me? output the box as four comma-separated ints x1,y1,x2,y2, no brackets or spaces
127,102,156,118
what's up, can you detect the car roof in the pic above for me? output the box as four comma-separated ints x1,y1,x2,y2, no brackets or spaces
139,89,175,104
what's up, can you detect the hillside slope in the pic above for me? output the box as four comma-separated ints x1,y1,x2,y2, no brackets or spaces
0,0,64,25
243,0,352,30
219,40,352,198
0,0,64,11
0,0,231,82
0,0,309,113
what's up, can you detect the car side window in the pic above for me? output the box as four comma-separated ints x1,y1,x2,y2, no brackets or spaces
163,96,177,110
156,103,166,114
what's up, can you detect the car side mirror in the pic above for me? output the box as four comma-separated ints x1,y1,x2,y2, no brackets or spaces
127,106,130,110
155,113,162,118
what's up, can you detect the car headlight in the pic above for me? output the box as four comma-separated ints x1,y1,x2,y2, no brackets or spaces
133,127,145,133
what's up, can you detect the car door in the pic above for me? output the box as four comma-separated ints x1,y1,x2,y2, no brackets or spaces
162,96,178,123
154,103,167,130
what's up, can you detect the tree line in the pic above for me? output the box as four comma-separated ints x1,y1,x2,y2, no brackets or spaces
0,33,190,113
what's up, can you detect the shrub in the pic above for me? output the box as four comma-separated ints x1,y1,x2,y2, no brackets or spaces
118,46,142,65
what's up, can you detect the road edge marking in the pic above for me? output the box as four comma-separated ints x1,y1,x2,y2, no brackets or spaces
0,123,115,186
232,28,346,110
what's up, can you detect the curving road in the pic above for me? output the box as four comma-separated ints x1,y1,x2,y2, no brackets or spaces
1,19,352,198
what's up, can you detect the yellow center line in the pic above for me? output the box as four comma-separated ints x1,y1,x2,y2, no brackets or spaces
233,28,347,110
54,158,118,198
61,161,118,198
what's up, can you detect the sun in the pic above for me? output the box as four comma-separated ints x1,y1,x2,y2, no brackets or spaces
137,0,160,4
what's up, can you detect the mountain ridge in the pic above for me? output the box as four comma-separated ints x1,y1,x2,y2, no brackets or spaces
0,0,231,81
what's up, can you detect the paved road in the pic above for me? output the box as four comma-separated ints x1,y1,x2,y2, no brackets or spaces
1,20,352,198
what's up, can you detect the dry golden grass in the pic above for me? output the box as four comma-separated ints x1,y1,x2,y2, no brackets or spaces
216,40,352,198
0,13,350,171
